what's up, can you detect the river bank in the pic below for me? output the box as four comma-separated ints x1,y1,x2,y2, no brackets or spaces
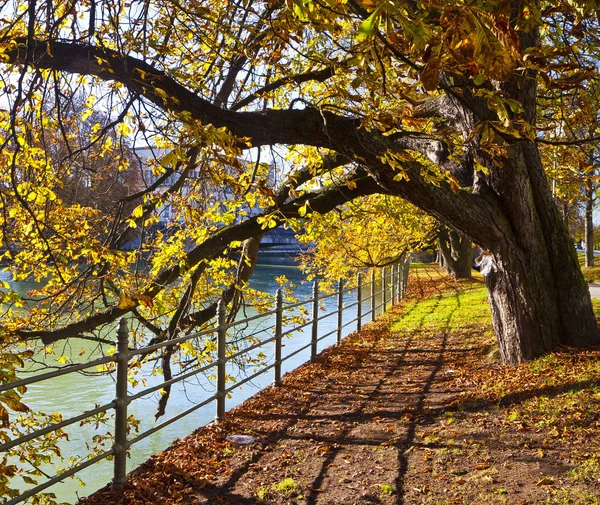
6,261,384,504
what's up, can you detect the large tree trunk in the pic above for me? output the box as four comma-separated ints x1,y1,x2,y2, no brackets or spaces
373,53,599,365
380,149,598,364
438,227,472,279
477,143,597,364
585,179,594,267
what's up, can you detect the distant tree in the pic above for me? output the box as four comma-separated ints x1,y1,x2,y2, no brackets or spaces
437,227,472,280
299,195,437,282
40,96,143,218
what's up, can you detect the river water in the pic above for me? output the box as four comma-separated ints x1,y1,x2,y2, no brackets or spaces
4,260,383,504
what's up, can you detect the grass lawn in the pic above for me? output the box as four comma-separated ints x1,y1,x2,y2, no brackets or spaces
578,252,600,283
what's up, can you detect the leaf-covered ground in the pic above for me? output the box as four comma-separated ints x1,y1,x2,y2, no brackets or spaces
80,266,600,505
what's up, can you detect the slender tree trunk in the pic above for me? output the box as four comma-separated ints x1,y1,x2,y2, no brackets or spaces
438,227,472,279
585,179,594,267
563,201,570,230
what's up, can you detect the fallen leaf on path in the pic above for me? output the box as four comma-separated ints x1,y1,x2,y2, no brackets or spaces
536,477,554,486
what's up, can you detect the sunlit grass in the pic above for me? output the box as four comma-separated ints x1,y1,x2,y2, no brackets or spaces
393,266,492,338
399,264,600,447
577,252,600,282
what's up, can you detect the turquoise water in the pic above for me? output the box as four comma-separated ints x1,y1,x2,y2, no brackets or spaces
3,262,381,504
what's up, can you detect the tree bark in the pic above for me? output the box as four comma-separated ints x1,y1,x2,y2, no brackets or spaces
476,143,597,364
585,179,594,267
438,227,472,279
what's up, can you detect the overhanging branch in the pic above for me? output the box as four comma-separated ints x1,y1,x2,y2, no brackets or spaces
16,171,382,343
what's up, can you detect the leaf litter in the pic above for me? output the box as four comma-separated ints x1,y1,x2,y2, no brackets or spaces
79,266,600,505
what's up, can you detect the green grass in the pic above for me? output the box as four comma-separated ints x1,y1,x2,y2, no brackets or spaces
271,478,298,494
410,262,435,269
577,252,600,282
391,278,492,337
256,478,299,502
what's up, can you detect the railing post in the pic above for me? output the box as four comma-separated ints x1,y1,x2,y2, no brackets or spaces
311,281,319,361
401,259,409,298
337,279,343,345
216,299,226,421
382,267,387,313
396,263,401,301
113,318,130,491
394,263,400,303
371,270,376,321
399,261,405,299
357,273,362,332
274,288,283,386
391,263,396,306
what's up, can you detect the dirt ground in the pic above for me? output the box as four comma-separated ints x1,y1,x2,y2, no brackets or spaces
80,272,600,505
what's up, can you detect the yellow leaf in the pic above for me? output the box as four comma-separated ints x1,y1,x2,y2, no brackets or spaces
357,3,385,41
536,477,554,486
298,203,308,217
471,14,514,81
0,405,9,427
3,396,29,413
138,295,154,309
132,205,144,218
117,292,137,310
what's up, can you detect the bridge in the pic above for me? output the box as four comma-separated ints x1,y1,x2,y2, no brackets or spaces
259,227,304,256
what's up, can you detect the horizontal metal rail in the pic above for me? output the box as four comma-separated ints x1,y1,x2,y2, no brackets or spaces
128,393,218,447
226,335,277,363
129,326,216,357
283,298,314,310
317,291,338,301
316,328,337,342
0,401,116,452
228,326,271,343
281,319,312,337
280,341,313,363
3,262,409,505
128,361,217,402
343,300,359,311
225,363,276,394
225,308,278,329
3,449,115,505
317,308,338,321
0,355,116,392
342,317,358,330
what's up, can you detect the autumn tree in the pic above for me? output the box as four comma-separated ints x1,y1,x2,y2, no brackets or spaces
1,1,600,382
437,226,473,280
299,194,436,282
43,95,143,217
539,80,600,267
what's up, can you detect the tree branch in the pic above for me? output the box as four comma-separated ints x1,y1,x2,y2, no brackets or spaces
5,38,358,149
16,171,382,343
231,65,341,111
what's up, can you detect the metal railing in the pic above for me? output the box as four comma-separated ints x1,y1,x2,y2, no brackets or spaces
0,260,410,504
